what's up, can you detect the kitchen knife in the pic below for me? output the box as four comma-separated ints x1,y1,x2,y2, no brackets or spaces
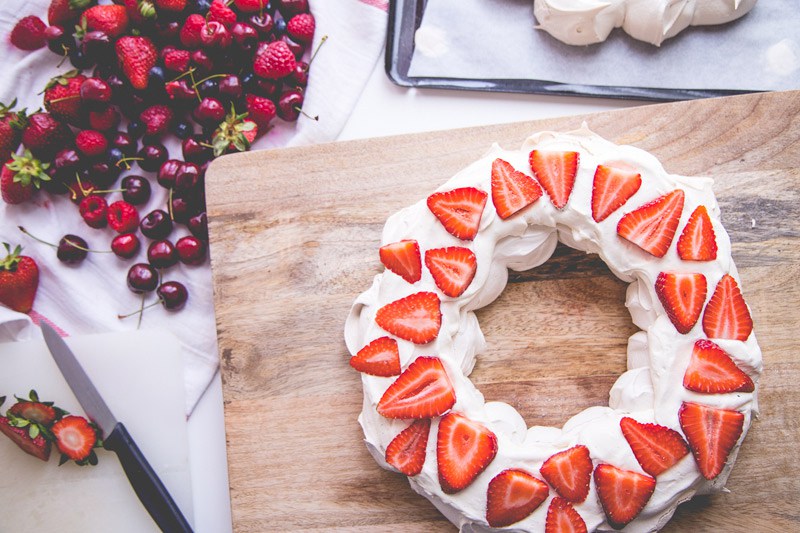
40,323,193,533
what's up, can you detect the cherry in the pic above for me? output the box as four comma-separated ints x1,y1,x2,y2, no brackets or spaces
166,79,196,101
121,175,151,205
278,0,310,16
155,20,181,42
106,74,131,105
89,161,121,188
69,48,93,70
218,75,243,102
148,239,178,269
140,209,173,240
171,194,195,224
111,131,137,156
175,161,201,190
80,77,112,109
53,148,82,177
45,25,74,55
277,89,304,121
291,61,309,88
200,21,232,49
196,78,219,99
282,36,305,59
232,22,258,51
193,97,225,125
127,263,159,293
187,212,208,241
176,236,206,265
248,14,274,37
157,281,188,310
137,143,168,172
182,136,213,164
157,159,183,188
243,74,281,98
81,31,112,64
90,106,121,131
57,235,89,264
111,233,141,259
191,49,214,74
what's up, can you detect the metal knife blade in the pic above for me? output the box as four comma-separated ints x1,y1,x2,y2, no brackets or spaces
40,322,117,439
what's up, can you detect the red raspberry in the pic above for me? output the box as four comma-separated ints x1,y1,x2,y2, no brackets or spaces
180,14,206,49
10,15,47,51
79,195,109,229
163,48,191,72
233,0,266,13
139,105,174,138
75,130,108,157
208,0,237,29
245,94,276,129
107,200,140,233
287,13,315,44
253,41,297,79
89,107,121,131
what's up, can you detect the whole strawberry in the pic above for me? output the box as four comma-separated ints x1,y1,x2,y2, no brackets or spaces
48,0,96,27
1,151,50,204
10,15,47,51
116,36,157,91
43,70,87,127
0,100,27,163
80,4,129,38
21,112,73,159
253,40,297,79
0,243,39,313
121,0,153,25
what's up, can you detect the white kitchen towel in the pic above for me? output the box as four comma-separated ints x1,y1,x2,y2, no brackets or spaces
0,0,388,413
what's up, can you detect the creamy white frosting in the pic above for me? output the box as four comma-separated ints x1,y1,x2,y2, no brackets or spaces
344,127,762,532
533,0,758,46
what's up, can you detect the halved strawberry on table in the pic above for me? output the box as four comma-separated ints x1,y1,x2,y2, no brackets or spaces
702,274,753,341
594,463,656,529
679,401,744,480
654,272,707,334
437,412,497,494
8,400,57,426
539,444,593,503
486,468,549,528
377,356,455,419
375,292,441,344
591,162,642,223
349,336,401,377
677,205,718,261
545,496,587,533
683,339,754,394
490,158,543,219
427,187,487,241
617,189,685,257
529,150,579,210
424,246,477,298
51,414,98,463
379,239,421,284
385,418,431,476
0,416,51,461
620,417,689,477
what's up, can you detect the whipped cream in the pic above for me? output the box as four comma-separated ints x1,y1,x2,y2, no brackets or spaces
533,0,758,46
344,126,762,532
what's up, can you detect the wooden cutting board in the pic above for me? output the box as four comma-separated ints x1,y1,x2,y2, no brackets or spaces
206,90,800,532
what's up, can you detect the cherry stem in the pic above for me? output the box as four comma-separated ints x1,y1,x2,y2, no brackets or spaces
168,67,197,84
47,94,81,104
115,156,143,170
168,187,175,222
118,298,160,320
308,34,328,66
295,106,319,121
192,73,227,88
17,226,112,254
198,141,215,149
91,187,124,194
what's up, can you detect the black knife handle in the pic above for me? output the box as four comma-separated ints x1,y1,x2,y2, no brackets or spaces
104,422,194,533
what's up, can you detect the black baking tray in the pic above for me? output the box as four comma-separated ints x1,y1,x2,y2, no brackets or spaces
385,0,757,102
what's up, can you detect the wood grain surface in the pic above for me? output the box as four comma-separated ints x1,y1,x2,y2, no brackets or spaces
206,91,800,532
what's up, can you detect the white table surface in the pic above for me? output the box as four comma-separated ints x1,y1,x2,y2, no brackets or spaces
186,58,640,532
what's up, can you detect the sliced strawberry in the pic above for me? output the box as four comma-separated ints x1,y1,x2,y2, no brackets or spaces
529,150,579,209
377,356,455,419
617,189,685,257
679,401,744,480
436,412,497,494
7,401,56,425
424,246,477,298
539,444,593,503
684,339,755,394
427,187,487,241
51,415,97,461
0,416,50,461
591,163,642,223
620,417,690,477
385,418,431,476
375,292,441,344
702,274,753,341
593,463,656,529
486,468,549,528
654,272,707,334
545,497,588,533
379,240,421,284
350,336,401,377
490,158,543,219
677,205,718,261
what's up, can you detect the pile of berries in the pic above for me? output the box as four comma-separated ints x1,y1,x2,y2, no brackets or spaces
3,0,317,317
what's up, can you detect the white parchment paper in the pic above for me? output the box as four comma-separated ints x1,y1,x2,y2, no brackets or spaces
409,0,799,92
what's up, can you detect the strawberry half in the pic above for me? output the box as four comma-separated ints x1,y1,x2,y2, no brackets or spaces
377,356,455,419
617,189,685,257
375,292,441,345
436,412,497,494
0,416,50,461
424,246,477,298
539,444,593,503
683,339,754,394
594,464,656,529
427,187,487,241
654,272,707,334
385,418,431,476
51,415,97,461
490,158,543,219
620,417,690,477
702,274,753,341
591,163,642,223
486,468,549,528
545,497,588,533
679,401,744,480
529,150,579,209
379,240,422,284
677,205,718,261
349,336,401,377
8,401,56,425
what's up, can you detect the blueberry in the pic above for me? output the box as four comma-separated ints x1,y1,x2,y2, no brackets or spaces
107,147,125,167
69,48,93,69
172,121,194,140
127,120,146,140
192,0,212,14
274,18,287,36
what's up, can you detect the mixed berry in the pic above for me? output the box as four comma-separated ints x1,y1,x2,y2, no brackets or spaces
3,0,318,318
